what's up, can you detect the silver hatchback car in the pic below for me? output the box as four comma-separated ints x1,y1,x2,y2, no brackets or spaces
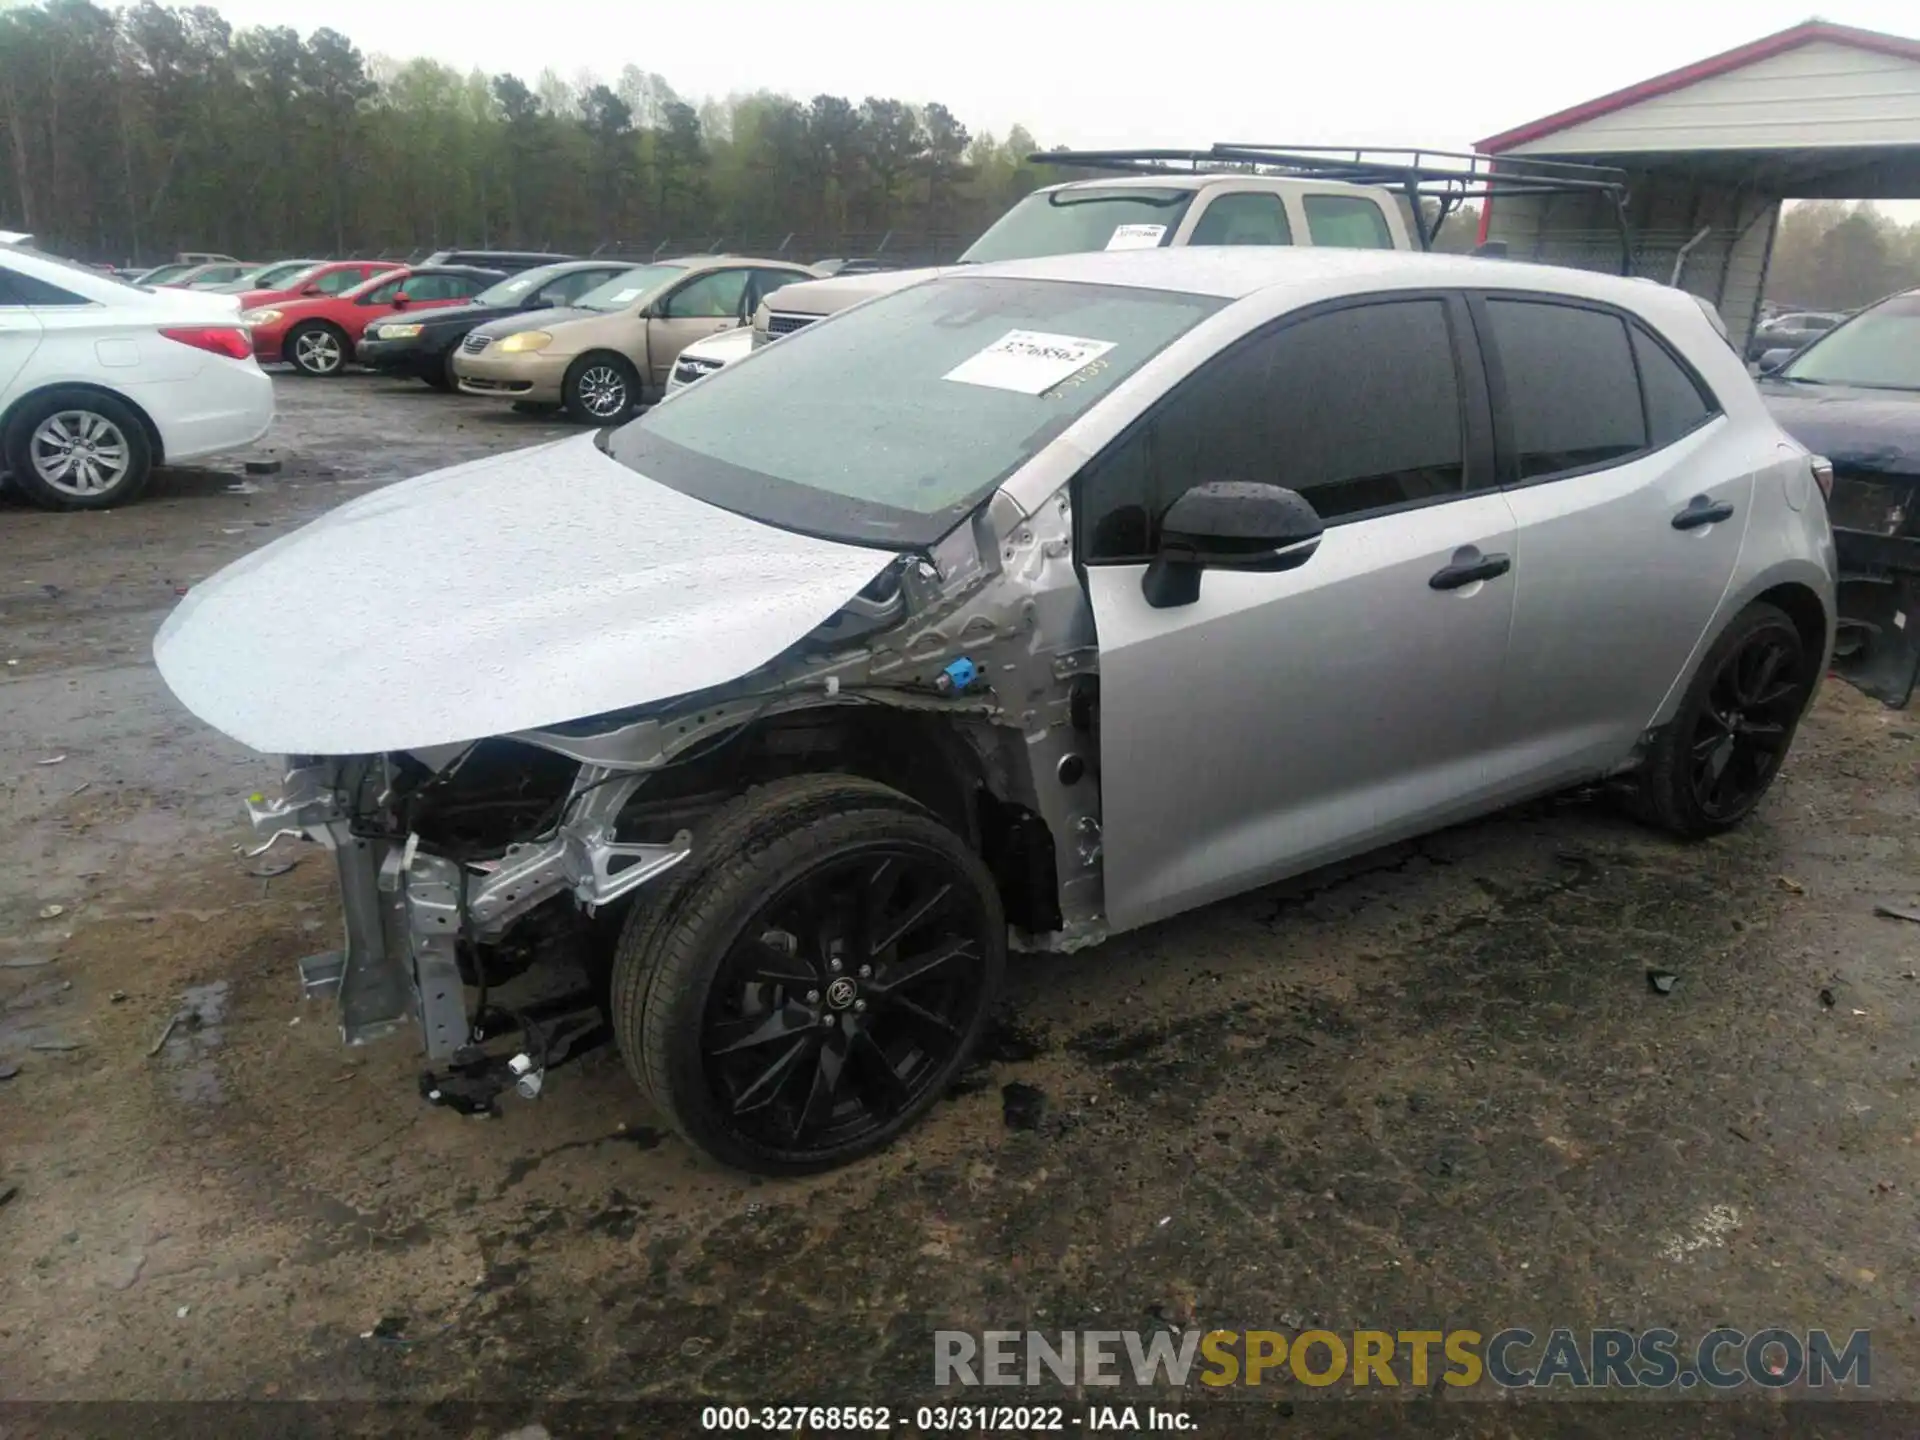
155,248,1837,1173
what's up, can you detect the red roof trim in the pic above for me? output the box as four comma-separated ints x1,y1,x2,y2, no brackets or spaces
1475,20,1920,154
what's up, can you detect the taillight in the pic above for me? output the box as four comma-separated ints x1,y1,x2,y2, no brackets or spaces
160,326,252,361
1810,455,1834,502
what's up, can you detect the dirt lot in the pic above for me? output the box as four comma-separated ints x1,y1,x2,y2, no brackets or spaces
2,374,1918,1423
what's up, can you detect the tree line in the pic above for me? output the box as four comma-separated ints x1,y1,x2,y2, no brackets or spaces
0,0,1058,265
1765,201,1920,311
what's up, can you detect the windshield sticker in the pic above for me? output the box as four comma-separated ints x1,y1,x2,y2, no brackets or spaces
605,287,643,304
1105,224,1167,251
943,330,1117,395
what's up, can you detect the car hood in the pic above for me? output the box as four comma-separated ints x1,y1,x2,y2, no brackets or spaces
764,267,949,318
152,433,898,755
1760,379,1920,478
407,300,534,331
472,307,595,340
680,326,756,364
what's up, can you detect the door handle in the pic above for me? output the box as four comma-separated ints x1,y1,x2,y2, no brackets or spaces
1672,497,1735,530
1429,552,1511,590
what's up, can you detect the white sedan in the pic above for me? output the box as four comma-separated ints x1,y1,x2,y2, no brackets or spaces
0,237,273,509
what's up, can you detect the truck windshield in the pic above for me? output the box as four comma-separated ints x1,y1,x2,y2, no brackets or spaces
608,274,1224,548
1781,295,1920,391
959,188,1195,264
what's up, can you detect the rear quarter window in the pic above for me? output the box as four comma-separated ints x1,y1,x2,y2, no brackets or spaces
1302,195,1395,249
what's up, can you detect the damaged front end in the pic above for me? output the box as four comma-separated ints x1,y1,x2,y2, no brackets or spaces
240,486,1107,1063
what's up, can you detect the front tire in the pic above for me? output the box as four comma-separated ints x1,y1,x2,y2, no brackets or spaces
3,389,154,510
563,354,638,425
422,348,459,391
1631,601,1811,837
612,776,1005,1175
285,322,348,377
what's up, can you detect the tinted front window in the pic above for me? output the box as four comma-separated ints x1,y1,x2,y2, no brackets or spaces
611,275,1223,548
1188,192,1293,246
1782,295,1920,390
314,267,365,294
359,277,404,304
1302,195,1395,249
1486,299,1645,478
1080,299,1465,561
1632,326,1716,447
959,188,1195,263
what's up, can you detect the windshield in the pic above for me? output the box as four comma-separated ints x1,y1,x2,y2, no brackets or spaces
959,187,1196,264
246,260,315,289
574,264,685,312
475,263,589,307
609,274,1224,547
1780,295,1920,390
140,263,193,285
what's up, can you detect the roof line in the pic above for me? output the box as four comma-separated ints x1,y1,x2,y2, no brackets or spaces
1475,19,1920,154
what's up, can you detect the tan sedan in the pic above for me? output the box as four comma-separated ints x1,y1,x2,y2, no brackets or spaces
453,255,819,422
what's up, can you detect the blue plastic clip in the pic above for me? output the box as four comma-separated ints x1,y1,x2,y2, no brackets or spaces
937,657,979,695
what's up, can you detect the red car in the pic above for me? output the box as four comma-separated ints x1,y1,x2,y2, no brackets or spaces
234,259,400,312
242,265,504,377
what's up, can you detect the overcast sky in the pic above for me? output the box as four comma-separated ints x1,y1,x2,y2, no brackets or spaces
200,0,1920,215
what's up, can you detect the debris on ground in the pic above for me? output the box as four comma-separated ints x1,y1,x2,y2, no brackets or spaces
1646,969,1678,995
248,859,298,879
66,781,90,798
0,1182,17,1208
1775,875,1805,894
367,1315,408,1340
36,905,64,920
1819,987,1837,1009
244,458,283,475
224,480,260,495
1001,1081,1046,1131
147,1014,180,1057
30,1041,79,1052
244,829,298,858
109,990,126,1003
1872,902,1920,924
0,956,55,969
0,1061,19,1080
35,754,66,766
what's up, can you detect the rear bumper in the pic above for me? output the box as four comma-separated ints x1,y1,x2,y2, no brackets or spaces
134,360,275,464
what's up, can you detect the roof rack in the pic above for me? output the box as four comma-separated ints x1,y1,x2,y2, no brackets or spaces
1025,145,1634,274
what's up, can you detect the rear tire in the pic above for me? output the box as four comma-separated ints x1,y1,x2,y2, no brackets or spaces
563,353,638,425
1630,601,1811,838
285,322,348,377
611,776,1005,1174
3,388,154,510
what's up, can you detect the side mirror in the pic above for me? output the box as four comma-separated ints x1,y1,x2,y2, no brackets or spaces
390,293,410,309
1757,348,1794,374
1472,240,1509,259
1142,482,1325,609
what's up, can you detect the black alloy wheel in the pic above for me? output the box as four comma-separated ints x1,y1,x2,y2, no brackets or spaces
1686,623,1806,823
612,776,1005,1174
1631,601,1810,837
701,842,991,1156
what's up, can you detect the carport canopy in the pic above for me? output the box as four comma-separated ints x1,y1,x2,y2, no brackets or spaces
1474,19,1920,347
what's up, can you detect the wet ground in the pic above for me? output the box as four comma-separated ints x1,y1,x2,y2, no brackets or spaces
2,374,1918,1427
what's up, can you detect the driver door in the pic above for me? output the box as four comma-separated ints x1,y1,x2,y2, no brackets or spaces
1082,294,1519,932
647,268,753,387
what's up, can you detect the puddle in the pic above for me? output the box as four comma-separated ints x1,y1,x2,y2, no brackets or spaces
164,979,230,1105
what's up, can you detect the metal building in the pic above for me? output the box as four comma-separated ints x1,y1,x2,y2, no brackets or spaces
1475,19,1920,350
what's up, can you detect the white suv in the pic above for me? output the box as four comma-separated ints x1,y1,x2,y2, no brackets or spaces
753,173,1415,350
0,239,273,509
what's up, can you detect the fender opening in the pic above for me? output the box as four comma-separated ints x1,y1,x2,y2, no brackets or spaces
1828,538,1920,709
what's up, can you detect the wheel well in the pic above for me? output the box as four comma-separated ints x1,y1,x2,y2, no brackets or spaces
1753,581,1829,684
0,383,165,465
615,706,1062,934
569,350,637,382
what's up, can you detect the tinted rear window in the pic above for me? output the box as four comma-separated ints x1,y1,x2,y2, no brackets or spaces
1486,299,1646,478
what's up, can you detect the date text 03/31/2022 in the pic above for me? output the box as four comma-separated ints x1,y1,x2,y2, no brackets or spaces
699,1405,1194,1432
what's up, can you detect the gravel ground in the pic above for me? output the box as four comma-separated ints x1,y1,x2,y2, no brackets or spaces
1,372,1916,1431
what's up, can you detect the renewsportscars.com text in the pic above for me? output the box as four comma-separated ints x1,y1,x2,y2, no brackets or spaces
933,1327,1871,1391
